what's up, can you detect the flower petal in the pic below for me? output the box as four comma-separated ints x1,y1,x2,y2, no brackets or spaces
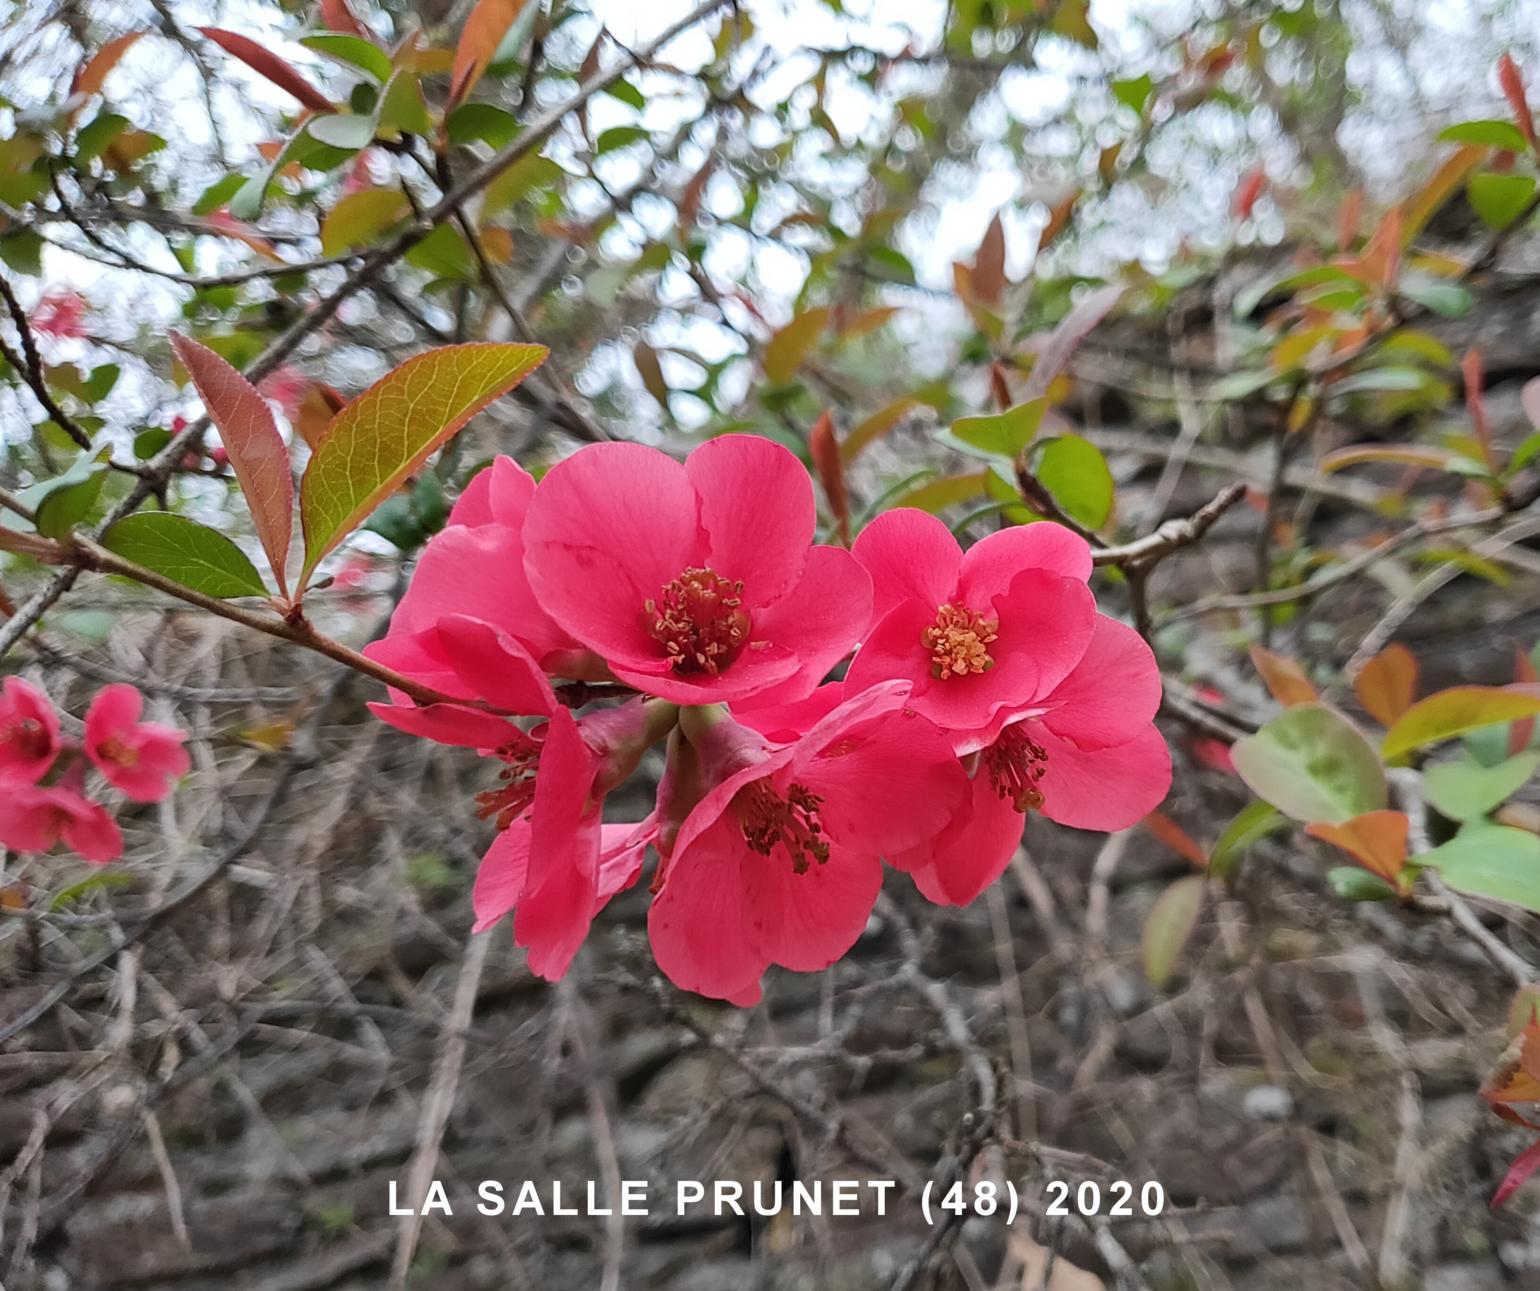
689,434,814,607
1036,725,1173,831
366,700,517,749
609,646,802,706
740,846,883,972
447,455,536,529
473,819,530,931
851,507,960,623
523,442,702,667
956,521,1092,603
1039,615,1161,750
648,814,769,1001
59,794,123,864
434,614,558,716
893,769,1023,906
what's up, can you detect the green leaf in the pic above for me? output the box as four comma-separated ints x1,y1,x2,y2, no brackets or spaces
1468,172,1537,229
193,173,245,215
378,70,432,136
405,223,474,280
481,154,562,219
595,125,648,155
307,112,375,150
0,230,44,275
34,467,106,540
1423,751,1540,821
102,512,269,599
764,308,829,384
891,471,989,514
1327,867,1397,902
1333,365,1435,395
1112,73,1154,114
300,33,393,83
320,188,411,256
950,399,1045,457
1438,119,1530,150
1420,825,1540,914
75,111,129,163
1382,686,1540,760
1142,874,1205,990
1209,800,1286,880
1034,433,1114,528
1395,275,1474,319
446,102,520,148
299,343,547,584
1231,704,1388,823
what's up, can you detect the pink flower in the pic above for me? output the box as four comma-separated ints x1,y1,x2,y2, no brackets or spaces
844,509,1099,742
521,436,872,706
83,684,191,802
259,365,307,417
0,784,122,863
647,682,967,1004
370,617,675,978
30,291,87,341
367,457,588,685
896,617,1172,905
0,677,62,784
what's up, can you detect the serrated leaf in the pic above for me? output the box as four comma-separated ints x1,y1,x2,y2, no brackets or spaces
171,333,294,598
103,512,269,598
1142,875,1205,990
1381,686,1540,760
299,342,547,585
1421,825,1540,915
764,308,829,384
1425,751,1540,821
320,188,411,255
1231,704,1388,823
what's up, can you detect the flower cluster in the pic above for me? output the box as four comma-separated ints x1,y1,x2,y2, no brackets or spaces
0,680,190,864
368,435,1171,1002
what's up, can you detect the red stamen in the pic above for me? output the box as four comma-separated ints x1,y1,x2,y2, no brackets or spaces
645,566,752,675
475,729,544,831
734,779,829,874
984,726,1048,813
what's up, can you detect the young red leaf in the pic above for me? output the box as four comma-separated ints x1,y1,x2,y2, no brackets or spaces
1231,164,1267,220
449,0,529,108
1306,810,1409,884
972,213,1006,308
299,342,547,586
1498,54,1538,151
1353,644,1418,727
808,411,849,546
1463,348,1497,469
1493,1138,1540,1208
1250,645,1318,706
171,333,295,600
1143,810,1206,868
72,31,145,99
198,28,334,113
321,0,372,41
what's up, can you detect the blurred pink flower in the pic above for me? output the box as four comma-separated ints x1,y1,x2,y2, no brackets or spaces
0,783,122,863
30,291,87,341
83,684,190,802
0,677,62,785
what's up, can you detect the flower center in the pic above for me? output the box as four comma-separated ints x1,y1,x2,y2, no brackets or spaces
475,730,544,830
983,726,1048,813
98,736,138,768
1,717,50,761
922,604,998,679
645,566,751,675
735,779,829,874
